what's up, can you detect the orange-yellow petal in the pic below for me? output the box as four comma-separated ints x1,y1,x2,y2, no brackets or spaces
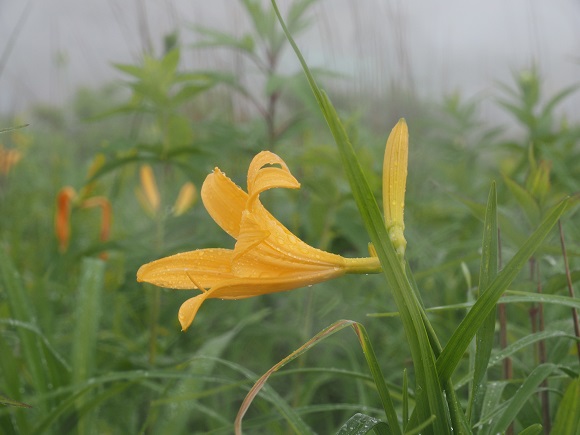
137,248,234,289
232,206,347,278
178,293,210,331
201,169,247,238
208,270,345,300
246,151,300,206
55,187,76,252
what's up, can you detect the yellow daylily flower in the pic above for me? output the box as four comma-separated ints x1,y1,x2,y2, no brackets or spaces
383,119,408,260
137,151,381,331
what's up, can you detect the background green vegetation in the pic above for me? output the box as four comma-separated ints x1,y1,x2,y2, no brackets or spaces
1,1,579,433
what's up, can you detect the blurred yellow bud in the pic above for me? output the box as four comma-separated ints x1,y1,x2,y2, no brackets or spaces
173,182,197,216
383,119,408,260
0,145,22,175
138,165,160,216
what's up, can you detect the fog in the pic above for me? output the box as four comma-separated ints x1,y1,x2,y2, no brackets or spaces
1,0,579,118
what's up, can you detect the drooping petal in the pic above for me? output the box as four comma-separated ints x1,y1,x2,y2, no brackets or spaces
178,292,210,331
246,151,300,206
247,151,292,190
201,168,247,238
137,248,234,289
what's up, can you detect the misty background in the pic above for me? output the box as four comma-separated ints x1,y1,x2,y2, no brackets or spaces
1,0,579,118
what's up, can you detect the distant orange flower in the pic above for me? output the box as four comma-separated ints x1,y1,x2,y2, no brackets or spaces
55,187,112,258
137,151,381,331
55,187,76,252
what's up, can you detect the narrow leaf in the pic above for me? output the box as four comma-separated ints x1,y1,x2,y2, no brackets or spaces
468,183,498,421
437,199,568,380
551,377,580,435
336,413,390,435
71,258,105,435
270,2,449,432
488,363,556,434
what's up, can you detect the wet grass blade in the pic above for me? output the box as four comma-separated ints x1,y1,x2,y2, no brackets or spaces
488,363,556,434
551,377,580,435
436,199,568,380
72,258,105,435
336,413,390,435
468,183,498,421
270,1,449,432
0,249,49,412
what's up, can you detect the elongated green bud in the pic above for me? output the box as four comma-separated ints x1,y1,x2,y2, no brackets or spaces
383,119,408,260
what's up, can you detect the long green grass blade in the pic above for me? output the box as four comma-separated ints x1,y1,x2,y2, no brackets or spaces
551,377,580,435
336,413,390,435
0,249,49,412
488,363,556,434
72,258,105,435
518,424,543,435
436,199,568,380
455,330,576,389
269,2,449,432
468,183,498,421
373,290,580,317
352,323,402,435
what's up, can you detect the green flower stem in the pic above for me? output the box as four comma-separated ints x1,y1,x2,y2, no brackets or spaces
345,256,382,274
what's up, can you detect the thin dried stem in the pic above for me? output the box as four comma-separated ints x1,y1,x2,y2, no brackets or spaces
558,220,580,363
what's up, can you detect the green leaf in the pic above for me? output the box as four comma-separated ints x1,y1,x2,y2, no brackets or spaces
336,413,390,435
352,323,402,435
436,199,568,380
270,2,449,432
488,363,556,434
518,424,544,435
502,175,541,226
165,114,194,148
191,25,255,53
71,258,105,435
551,377,580,435
541,84,580,119
0,249,49,411
468,183,498,422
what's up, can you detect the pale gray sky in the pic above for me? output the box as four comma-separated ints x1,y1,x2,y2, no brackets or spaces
1,0,579,117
